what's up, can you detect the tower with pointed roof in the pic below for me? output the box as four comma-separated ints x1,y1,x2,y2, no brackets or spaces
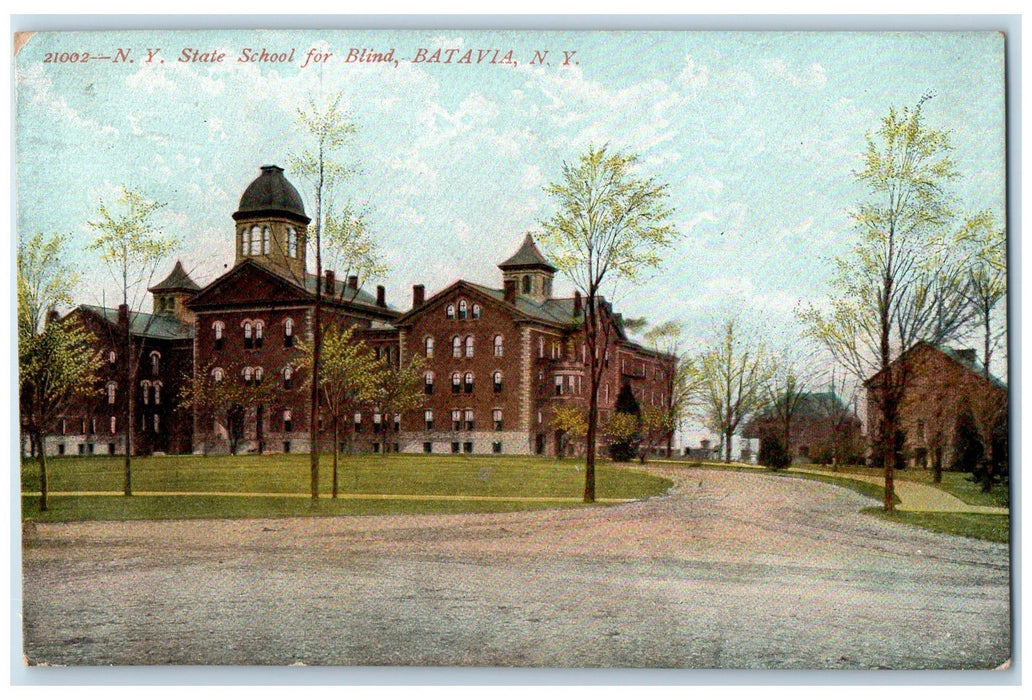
232,165,311,280
148,260,201,324
498,233,557,303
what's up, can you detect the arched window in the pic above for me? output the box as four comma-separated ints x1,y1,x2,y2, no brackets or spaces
522,275,531,294
288,228,298,258
140,380,151,405
250,226,261,254
493,371,503,393
494,335,503,357
262,226,271,254
108,349,116,363
106,382,117,405
150,351,161,376
243,367,254,384
458,300,468,319
212,367,224,382
465,336,474,358
451,372,461,394
452,336,462,358
254,320,265,348
153,381,162,405
240,227,249,256
243,321,254,349
472,304,482,319
446,304,455,319
424,336,434,358
254,366,264,385
213,320,224,350
424,409,434,430
284,318,294,347
425,371,434,395
464,372,474,394
283,366,293,390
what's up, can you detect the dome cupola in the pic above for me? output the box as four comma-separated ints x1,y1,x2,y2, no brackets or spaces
232,165,310,280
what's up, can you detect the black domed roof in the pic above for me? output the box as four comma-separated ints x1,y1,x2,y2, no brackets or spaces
232,165,310,224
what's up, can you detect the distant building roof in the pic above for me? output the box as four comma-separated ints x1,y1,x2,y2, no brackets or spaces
148,260,201,293
497,233,557,273
79,305,194,341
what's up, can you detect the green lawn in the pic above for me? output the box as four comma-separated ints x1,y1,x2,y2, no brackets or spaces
864,509,1011,544
794,463,1010,508
21,453,672,522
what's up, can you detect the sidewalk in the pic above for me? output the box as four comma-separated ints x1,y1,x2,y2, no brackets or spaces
788,468,1009,515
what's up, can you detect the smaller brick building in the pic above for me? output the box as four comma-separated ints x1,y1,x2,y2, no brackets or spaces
742,392,863,465
864,342,1008,471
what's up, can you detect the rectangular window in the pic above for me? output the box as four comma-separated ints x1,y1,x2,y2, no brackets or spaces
451,409,461,432
555,376,563,395
77,443,84,455
493,409,503,431
492,441,502,454
283,441,291,453
58,444,65,456
108,443,116,455
87,443,94,455
451,441,460,454
425,409,434,431
464,409,474,431
463,442,473,454
423,441,433,454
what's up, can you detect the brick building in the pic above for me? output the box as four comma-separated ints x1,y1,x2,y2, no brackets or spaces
864,342,1008,471
741,392,863,465
33,165,675,457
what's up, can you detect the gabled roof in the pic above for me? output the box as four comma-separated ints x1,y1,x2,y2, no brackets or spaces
394,279,582,328
186,259,397,316
864,341,1007,390
497,233,557,272
149,261,201,293
77,305,194,341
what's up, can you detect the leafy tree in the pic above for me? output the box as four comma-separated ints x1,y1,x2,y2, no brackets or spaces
179,360,279,456
800,95,969,512
539,144,677,501
688,319,769,462
374,355,426,455
603,411,640,463
18,233,102,511
550,405,588,460
758,348,814,468
637,406,677,464
289,93,389,498
758,429,792,471
298,325,383,495
87,187,176,496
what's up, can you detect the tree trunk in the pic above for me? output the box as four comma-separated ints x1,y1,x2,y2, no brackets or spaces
36,431,48,512
724,427,733,463
124,323,133,496
332,420,339,499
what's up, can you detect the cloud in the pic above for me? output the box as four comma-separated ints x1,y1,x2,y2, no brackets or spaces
764,58,828,91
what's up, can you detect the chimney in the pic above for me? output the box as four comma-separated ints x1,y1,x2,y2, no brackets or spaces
504,279,517,304
376,285,386,307
574,290,582,314
348,275,358,290
118,303,129,328
412,284,425,308
324,270,335,294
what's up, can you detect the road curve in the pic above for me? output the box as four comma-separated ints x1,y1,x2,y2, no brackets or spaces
20,467,1011,668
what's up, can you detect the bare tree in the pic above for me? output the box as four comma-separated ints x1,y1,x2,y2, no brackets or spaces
539,144,678,502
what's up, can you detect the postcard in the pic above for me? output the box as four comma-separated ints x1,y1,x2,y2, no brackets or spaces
14,26,1010,670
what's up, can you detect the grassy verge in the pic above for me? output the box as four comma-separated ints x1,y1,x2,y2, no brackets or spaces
21,453,672,522
793,464,1009,508
864,508,1010,544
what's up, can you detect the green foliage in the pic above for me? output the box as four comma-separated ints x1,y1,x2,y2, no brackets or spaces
17,232,76,338
550,405,588,459
178,359,280,455
687,318,770,462
374,356,427,452
87,187,175,307
323,203,388,296
604,410,640,462
758,430,792,471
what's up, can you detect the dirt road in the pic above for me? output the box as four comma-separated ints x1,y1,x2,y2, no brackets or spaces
20,468,1011,668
